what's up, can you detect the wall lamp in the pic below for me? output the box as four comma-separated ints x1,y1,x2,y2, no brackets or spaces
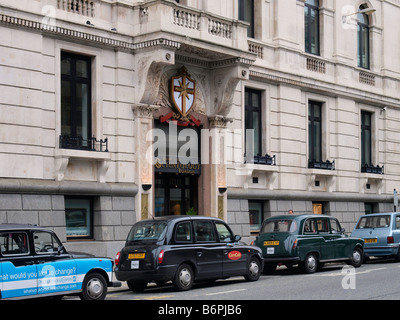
142,184,152,191
218,187,227,194
342,7,376,23
86,20,95,27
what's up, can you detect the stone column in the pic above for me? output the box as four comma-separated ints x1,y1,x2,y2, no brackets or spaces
132,104,160,221
209,115,232,221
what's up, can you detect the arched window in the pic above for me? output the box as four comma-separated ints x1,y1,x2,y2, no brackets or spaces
305,0,320,55
357,5,370,69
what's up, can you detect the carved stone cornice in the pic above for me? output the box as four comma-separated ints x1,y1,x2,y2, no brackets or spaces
0,13,180,53
209,115,233,128
132,104,160,118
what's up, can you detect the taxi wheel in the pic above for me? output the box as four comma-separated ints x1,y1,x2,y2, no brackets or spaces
244,257,261,281
349,247,363,268
80,273,107,300
173,264,194,291
302,253,318,274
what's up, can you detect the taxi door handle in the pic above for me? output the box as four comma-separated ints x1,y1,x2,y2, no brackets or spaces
196,250,203,257
223,250,228,255
25,261,34,266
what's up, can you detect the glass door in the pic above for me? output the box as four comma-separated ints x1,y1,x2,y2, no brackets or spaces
155,174,198,217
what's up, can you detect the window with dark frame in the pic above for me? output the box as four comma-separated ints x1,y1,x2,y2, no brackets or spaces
238,0,254,38
357,5,370,69
364,203,377,215
361,111,372,166
61,52,92,150
245,88,262,160
304,0,320,55
65,197,93,240
308,101,322,163
249,201,263,233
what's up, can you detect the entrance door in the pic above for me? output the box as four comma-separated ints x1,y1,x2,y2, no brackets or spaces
155,174,198,216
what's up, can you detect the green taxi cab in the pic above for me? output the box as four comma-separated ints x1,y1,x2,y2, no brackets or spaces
253,215,364,274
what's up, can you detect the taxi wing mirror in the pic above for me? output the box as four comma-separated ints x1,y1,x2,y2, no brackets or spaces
233,235,241,242
57,245,66,255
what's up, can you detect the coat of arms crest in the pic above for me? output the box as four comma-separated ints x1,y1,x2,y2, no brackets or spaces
170,66,196,118
160,66,200,126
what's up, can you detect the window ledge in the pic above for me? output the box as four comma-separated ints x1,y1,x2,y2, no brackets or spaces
54,149,111,183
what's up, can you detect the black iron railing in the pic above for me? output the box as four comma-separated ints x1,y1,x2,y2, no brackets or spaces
361,164,384,174
59,135,108,152
245,154,276,166
308,159,335,170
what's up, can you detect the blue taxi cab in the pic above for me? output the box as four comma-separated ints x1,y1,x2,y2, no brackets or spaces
351,212,400,260
0,224,120,300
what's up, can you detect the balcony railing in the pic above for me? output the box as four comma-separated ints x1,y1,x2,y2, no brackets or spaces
308,159,335,170
245,154,276,166
59,135,108,152
361,164,384,174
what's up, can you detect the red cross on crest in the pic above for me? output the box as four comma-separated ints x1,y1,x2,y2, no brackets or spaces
170,67,196,117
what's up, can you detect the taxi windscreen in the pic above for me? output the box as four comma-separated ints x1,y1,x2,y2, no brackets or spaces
260,219,297,234
127,221,168,244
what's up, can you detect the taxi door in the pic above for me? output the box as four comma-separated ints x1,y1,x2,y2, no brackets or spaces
216,222,248,277
329,218,348,259
33,231,78,295
0,231,37,299
315,217,335,260
193,220,223,279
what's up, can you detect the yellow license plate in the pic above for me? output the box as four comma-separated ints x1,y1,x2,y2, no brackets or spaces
128,253,145,259
264,241,279,246
364,238,377,243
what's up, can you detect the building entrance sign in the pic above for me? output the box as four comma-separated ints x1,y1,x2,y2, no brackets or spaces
155,158,201,175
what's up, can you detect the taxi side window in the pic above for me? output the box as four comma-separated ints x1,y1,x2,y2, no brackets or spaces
0,232,29,256
175,222,192,243
330,219,342,233
34,231,61,254
316,218,329,233
194,221,216,243
396,216,400,230
303,219,316,234
215,222,233,242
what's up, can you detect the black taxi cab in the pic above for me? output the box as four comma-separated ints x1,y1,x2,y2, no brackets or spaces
114,216,263,291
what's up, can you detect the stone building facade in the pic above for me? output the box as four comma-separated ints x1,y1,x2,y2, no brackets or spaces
0,0,399,255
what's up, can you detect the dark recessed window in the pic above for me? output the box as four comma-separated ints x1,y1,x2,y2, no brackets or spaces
65,197,93,240
245,88,262,159
61,52,92,149
308,101,322,163
305,0,320,55
238,0,254,38
357,6,370,69
249,201,263,233
361,111,372,166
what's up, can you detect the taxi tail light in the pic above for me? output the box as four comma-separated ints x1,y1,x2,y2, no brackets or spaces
387,236,394,244
158,250,165,264
115,252,121,267
292,239,298,250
